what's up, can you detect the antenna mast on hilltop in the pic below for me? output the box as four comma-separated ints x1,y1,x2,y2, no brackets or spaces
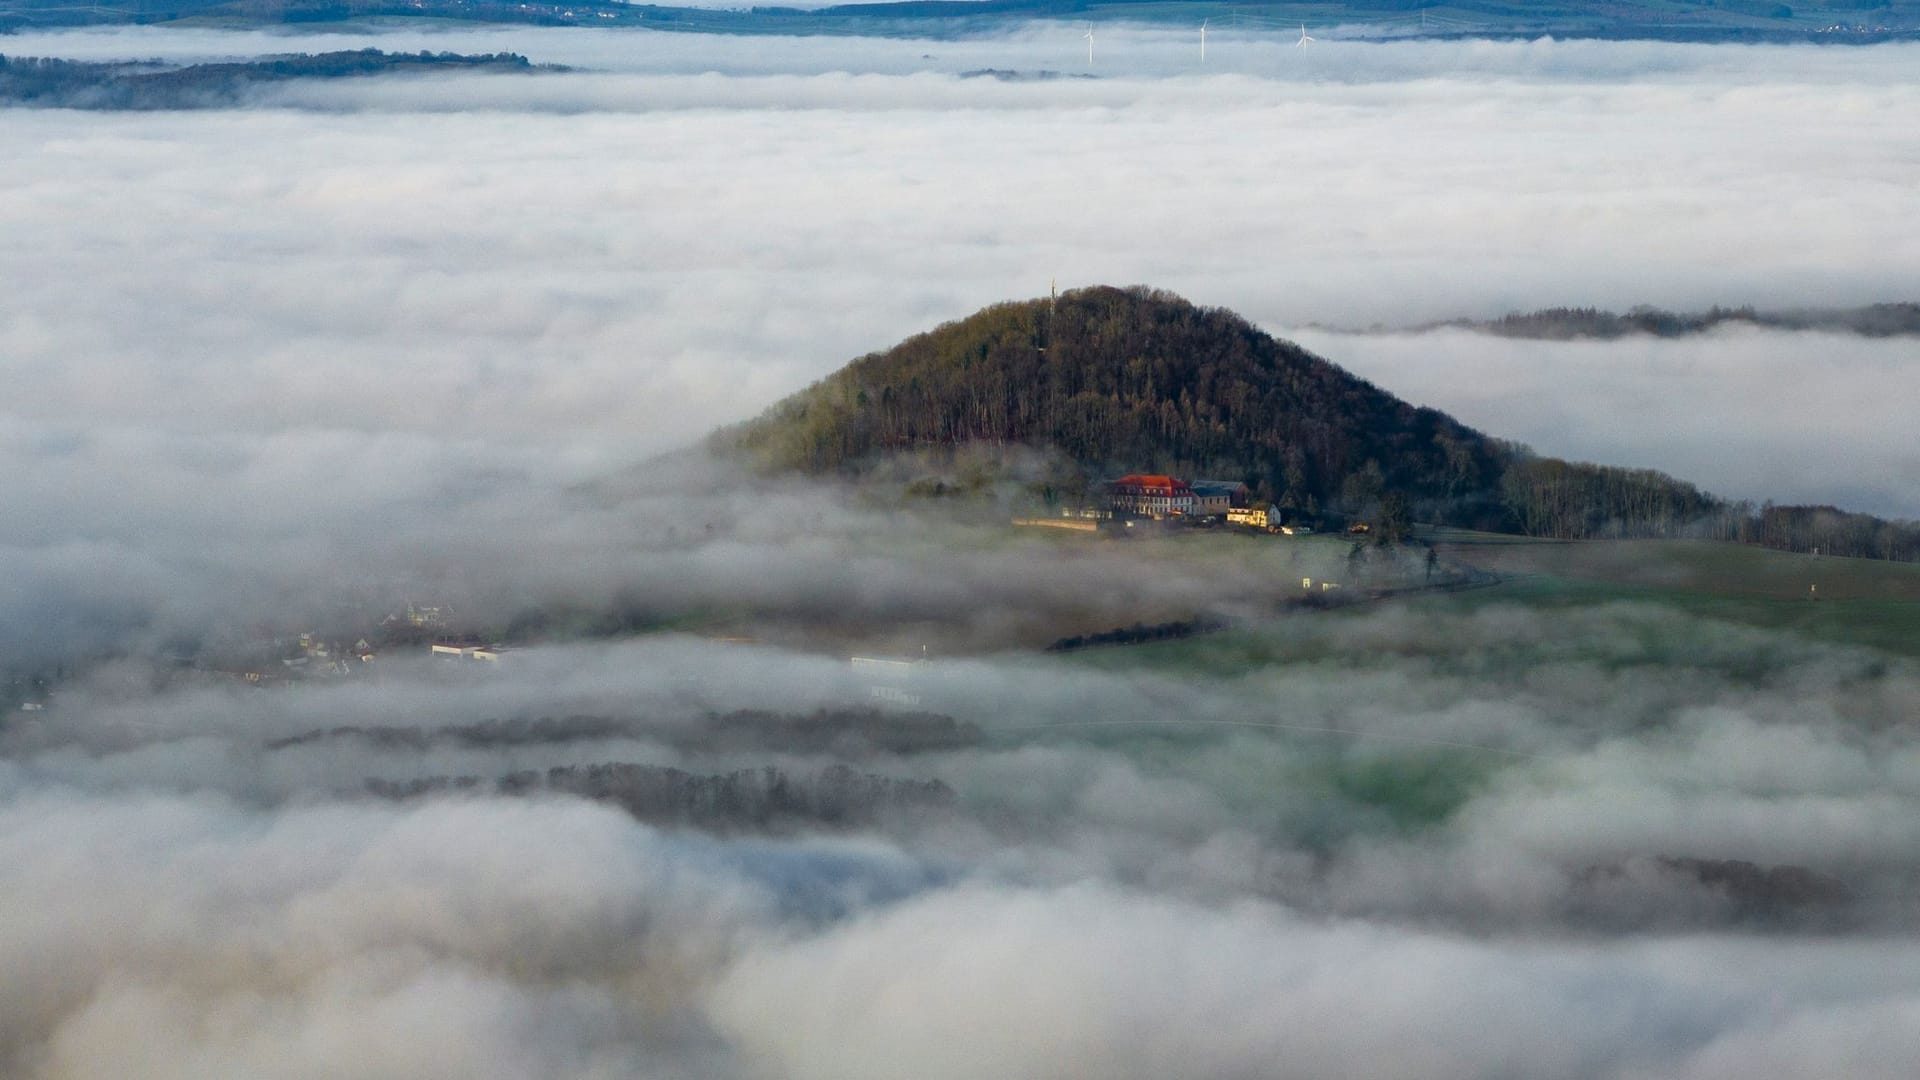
1041,278,1058,353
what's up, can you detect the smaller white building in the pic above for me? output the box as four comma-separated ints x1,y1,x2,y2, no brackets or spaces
851,654,927,708
431,643,507,662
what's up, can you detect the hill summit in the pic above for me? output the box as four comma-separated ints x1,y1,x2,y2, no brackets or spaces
716,285,1511,522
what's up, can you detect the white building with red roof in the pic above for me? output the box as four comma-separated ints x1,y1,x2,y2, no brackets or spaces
1107,474,1196,519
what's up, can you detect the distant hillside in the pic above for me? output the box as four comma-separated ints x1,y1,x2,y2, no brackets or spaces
0,50,545,110
719,286,1515,524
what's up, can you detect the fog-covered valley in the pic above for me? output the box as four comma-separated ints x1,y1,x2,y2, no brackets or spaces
10,604,1920,1078
4,23,1919,1080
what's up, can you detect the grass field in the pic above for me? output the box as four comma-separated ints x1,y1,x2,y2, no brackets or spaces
1062,534,1920,669
1419,573,1920,658
1424,535,1920,654
1429,532,1920,603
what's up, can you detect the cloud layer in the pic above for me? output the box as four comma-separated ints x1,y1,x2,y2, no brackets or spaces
4,25,1920,1080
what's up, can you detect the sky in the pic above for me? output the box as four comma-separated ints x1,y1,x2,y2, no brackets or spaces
3,23,1920,1080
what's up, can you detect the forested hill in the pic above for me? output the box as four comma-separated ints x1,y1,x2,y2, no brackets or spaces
714,286,1920,560
718,285,1514,524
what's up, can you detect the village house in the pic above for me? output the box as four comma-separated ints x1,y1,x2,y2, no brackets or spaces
1189,480,1251,517
851,653,928,708
404,602,446,628
1228,505,1276,529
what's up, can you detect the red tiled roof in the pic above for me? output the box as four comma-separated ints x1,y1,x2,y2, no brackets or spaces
1111,474,1193,496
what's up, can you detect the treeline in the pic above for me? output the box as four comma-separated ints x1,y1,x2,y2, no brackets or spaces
1573,857,1855,931
272,707,982,756
0,50,541,110
1750,503,1920,562
1500,454,1920,561
721,286,1514,528
1047,614,1231,652
371,762,955,831
957,69,1092,81
1500,456,1725,540
1451,302,1920,340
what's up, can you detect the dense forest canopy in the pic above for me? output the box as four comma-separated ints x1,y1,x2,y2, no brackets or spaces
716,286,1920,561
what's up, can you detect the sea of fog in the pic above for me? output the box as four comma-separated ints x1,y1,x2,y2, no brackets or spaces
8,582,1920,1079
4,24,1920,1080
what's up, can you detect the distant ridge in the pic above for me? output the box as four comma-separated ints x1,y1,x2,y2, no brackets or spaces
9,0,1913,44
1421,302,1920,341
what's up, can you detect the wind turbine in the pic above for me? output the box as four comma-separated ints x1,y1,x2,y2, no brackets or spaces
1084,23,1095,65
1296,23,1316,48
1200,19,1208,63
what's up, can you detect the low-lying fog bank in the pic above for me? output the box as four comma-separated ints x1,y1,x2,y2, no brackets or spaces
7,600,1920,1078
